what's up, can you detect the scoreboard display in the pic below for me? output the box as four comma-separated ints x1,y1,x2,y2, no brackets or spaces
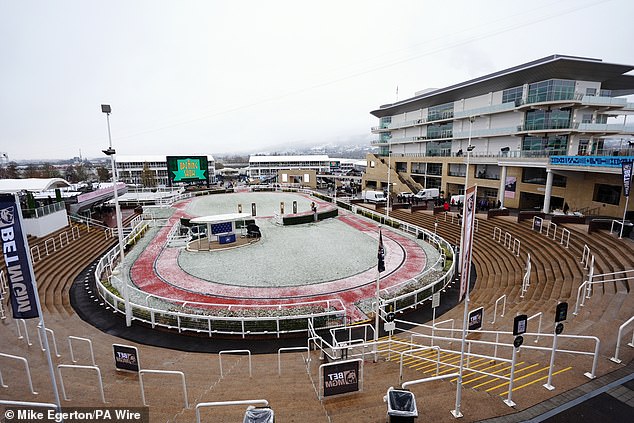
166,156,209,186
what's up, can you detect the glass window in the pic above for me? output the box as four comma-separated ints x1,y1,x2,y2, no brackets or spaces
522,168,566,187
585,88,597,96
593,184,621,205
502,86,523,104
527,79,575,103
411,163,426,174
582,114,593,124
522,135,568,155
427,123,453,139
427,163,443,176
525,108,571,130
578,139,589,155
448,164,466,177
427,102,454,121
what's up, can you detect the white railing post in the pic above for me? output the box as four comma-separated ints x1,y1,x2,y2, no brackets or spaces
57,364,106,403
68,336,96,366
219,349,252,378
0,352,38,394
610,316,634,364
139,369,189,409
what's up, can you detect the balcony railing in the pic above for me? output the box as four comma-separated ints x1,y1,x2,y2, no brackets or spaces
453,102,516,119
452,126,517,139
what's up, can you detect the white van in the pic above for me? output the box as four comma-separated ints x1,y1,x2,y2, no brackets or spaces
450,194,465,206
414,188,440,201
361,190,387,204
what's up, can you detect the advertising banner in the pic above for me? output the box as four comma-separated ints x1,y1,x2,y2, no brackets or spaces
459,185,477,301
622,161,633,197
468,307,484,331
322,360,360,397
113,344,140,372
0,194,40,319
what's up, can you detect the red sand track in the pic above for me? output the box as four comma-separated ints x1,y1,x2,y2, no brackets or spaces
130,196,428,321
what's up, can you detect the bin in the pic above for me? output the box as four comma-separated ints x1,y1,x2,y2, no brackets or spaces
622,222,633,238
385,388,418,423
243,406,274,423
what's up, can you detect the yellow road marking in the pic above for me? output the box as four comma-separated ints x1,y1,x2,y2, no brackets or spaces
499,367,573,394
485,365,550,392
470,363,539,389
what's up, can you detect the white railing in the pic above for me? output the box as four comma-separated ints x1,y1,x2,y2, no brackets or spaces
139,369,189,408
581,244,591,269
491,295,506,324
57,364,106,403
610,316,634,364
0,352,38,395
219,350,252,378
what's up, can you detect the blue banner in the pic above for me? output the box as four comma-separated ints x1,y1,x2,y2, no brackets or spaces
0,194,40,319
551,156,634,168
622,161,633,197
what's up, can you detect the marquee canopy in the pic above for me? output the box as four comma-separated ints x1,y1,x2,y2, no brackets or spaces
0,178,72,194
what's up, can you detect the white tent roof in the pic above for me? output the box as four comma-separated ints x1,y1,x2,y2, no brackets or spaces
0,178,72,193
190,213,252,224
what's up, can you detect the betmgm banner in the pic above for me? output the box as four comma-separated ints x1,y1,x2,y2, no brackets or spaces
459,185,477,302
0,194,39,319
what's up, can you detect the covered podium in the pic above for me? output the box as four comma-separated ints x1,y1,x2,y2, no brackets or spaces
189,212,253,251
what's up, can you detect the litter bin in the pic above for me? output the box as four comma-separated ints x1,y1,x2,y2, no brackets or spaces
622,222,633,238
385,387,418,423
243,406,275,423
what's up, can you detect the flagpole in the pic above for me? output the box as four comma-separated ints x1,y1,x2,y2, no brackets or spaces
374,270,380,362
14,194,62,410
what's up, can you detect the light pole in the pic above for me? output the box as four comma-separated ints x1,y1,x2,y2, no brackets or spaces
453,116,475,418
386,142,392,217
101,104,132,327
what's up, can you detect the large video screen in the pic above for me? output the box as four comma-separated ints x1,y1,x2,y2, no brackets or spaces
166,156,209,186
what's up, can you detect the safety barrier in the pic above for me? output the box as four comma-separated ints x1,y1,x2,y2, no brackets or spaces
68,336,96,366
37,325,61,357
492,227,520,256
532,217,571,249
520,253,531,299
57,364,105,403
139,369,189,408
16,319,32,346
491,295,506,324
0,352,38,394
219,350,252,378
610,315,634,363
277,347,310,376
195,400,269,423
581,244,591,268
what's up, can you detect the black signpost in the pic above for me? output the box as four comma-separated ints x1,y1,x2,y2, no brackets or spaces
113,344,140,373
322,360,360,397
468,307,484,331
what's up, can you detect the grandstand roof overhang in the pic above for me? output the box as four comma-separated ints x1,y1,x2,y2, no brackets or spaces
371,55,634,118
0,178,72,193
249,155,330,163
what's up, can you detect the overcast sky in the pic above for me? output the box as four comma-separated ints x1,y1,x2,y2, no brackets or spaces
1,0,633,161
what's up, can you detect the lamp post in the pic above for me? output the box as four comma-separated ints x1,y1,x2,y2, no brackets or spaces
386,142,392,217
101,104,132,327
453,116,475,418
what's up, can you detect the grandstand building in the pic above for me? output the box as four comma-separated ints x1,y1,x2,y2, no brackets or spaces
115,154,215,187
364,55,634,218
248,155,330,180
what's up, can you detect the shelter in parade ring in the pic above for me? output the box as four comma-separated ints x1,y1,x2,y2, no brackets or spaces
188,212,253,251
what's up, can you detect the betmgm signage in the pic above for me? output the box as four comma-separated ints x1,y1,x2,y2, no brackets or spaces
319,359,363,399
0,194,39,319
166,156,210,187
